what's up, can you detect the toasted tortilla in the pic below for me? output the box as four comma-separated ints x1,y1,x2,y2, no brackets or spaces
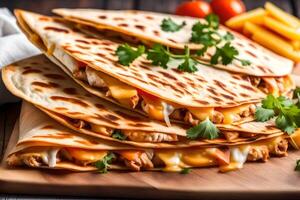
7,102,288,172
2,55,283,147
52,9,294,77
15,10,265,109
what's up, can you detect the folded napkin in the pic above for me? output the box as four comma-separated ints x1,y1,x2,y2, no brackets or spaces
0,8,40,105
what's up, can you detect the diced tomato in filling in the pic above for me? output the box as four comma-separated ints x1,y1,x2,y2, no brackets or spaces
213,149,230,166
78,61,87,69
137,88,159,101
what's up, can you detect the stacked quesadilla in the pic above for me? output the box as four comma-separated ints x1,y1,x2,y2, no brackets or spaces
2,9,300,173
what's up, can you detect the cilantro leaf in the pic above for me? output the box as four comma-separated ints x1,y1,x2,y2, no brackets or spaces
205,14,219,29
161,18,186,32
112,130,127,140
146,44,170,68
177,46,198,73
223,32,234,41
211,42,238,65
255,107,275,122
94,152,116,174
187,118,219,140
293,87,300,99
180,168,192,174
295,160,300,171
116,44,145,66
256,94,300,134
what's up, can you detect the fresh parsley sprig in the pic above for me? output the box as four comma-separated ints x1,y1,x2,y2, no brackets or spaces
255,94,300,134
161,18,186,32
116,44,145,66
146,44,202,73
180,168,192,174
94,152,116,174
112,130,127,141
190,14,250,66
187,118,219,140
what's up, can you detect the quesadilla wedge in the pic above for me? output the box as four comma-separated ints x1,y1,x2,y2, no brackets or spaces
52,9,294,77
7,102,293,173
2,55,283,147
15,10,295,127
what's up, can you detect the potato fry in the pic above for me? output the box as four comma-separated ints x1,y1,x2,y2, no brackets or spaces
291,40,300,51
265,2,300,29
226,8,266,30
263,16,300,40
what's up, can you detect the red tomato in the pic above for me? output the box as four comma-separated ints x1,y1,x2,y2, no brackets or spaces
210,0,246,23
136,88,158,100
176,1,212,18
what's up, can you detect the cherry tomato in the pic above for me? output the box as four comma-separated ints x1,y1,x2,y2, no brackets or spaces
176,1,212,18
210,0,246,23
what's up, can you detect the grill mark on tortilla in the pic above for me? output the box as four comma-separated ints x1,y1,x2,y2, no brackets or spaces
39,17,49,21
95,103,105,110
76,44,91,50
44,26,69,33
98,15,107,19
153,30,160,36
194,100,210,105
168,38,177,43
33,133,72,139
159,71,177,80
135,25,145,31
114,111,146,122
207,87,218,96
67,111,83,115
146,16,154,20
32,81,60,88
211,96,222,102
220,93,235,100
22,69,42,74
63,88,78,95
51,96,90,107
118,23,128,27
240,93,251,98
44,73,66,80
75,39,90,44
94,114,119,125
241,84,257,92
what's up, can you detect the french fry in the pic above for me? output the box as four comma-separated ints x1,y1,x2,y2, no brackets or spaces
291,40,300,51
226,8,267,30
265,2,300,29
263,16,300,40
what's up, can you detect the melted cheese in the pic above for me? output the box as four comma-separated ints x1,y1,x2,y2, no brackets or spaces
142,95,165,120
91,69,139,108
289,129,300,149
188,107,215,121
219,146,250,172
46,43,55,56
217,104,252,124
118,150,142,161
66,148,107,162
90,123,112,135
39,148,59,168
181,149,218,167
156,151,185,172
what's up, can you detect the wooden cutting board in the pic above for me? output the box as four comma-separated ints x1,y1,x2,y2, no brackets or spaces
1,119,300,200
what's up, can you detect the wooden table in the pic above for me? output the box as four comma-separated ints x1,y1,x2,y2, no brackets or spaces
1,0,300,199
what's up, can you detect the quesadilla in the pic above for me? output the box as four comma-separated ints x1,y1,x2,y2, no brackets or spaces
15,10,295,127
7,102,292,173
2,55,282,147
52,9,294,77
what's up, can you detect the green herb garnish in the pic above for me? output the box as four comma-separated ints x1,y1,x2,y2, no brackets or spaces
94,152,116,174
112,130,127,141
180,168,192,174
116,43,145,66
255,94,300,134
191,14,250,66
187,118,219,140
295,160,300,171
161,18,186,32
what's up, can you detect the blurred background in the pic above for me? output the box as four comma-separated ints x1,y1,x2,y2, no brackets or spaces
0,0,299,16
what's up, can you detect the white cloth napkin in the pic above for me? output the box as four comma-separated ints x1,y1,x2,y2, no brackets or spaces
0,8,40,105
